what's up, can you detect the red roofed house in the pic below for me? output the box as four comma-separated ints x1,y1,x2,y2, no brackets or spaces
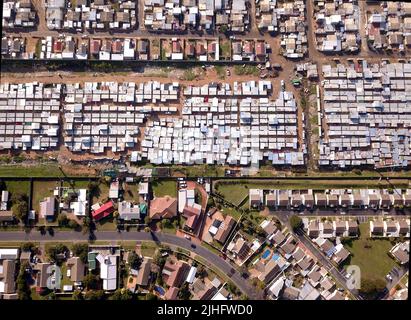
53,40,64,53
90,39,101,55
164,286,179,300
172,40,182,53
182,203,202,231
149,196,177,220
92,201,114,221
162,260,190,288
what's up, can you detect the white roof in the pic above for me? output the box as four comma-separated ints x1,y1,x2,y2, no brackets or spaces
96,254,117,290
0,248,19,260
186,266,197,284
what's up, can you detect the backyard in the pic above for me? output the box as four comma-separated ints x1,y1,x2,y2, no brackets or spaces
152,180,177,198
32,180,60,213
343,223,398,282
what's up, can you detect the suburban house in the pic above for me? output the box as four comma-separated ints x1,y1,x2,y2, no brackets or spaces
389,241,409,265
182,203,202,231
149,196,177,220
249,189,263,208
66,257,86,284
135,257,152,286
209,214,236,245
191,277,218,300
162,260,190,288
40,196,55,220
118,201,140,221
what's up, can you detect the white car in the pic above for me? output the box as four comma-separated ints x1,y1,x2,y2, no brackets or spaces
280,80,285,90
386,274,393,281
184,235,191,240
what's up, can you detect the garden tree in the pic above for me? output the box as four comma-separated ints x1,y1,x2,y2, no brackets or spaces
71,243,89,264
173,219,180,230
239,265,248,277
85,290,105,300
144,226,151,232
161,218,172,229
227,282,240,296
255,226,266,238
155,272,164,286
83,273,100,290
144,215,151,225
11,192,27,204
207,196,215,209
20,242,37,254
145,292,158,300
153,250,166,269
102,176,112,185
57,214,69,227
88,181,99,196
119,261,128,283
68,219,80,229
359,278,387,299
178,283,191,300
196,265,208,279
72,290,83,300
127,251,141,270
109,288,133,300
289,215,303,231
12,201,28,222
17,262,31,300
46,243,68,263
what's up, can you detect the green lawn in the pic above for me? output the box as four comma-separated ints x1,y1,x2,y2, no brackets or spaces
343,223,398,282
32,180,60,213
0,165,64,177
96,216,117,231
3,180,30,198
152,181,177,198
140,241,159,257
220,206,242,221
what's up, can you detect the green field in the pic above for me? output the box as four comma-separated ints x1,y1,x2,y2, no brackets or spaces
0,165,64,177
343,223,398,282
220,206,242,221
152,180,177,198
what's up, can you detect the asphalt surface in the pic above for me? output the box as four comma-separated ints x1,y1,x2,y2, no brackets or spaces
274,212,360,300
0,230,261,300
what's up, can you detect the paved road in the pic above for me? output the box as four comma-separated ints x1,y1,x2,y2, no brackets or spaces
0,230,261,300
274,212,360,300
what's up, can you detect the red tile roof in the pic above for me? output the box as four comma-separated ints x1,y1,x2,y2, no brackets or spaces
92,201,114,221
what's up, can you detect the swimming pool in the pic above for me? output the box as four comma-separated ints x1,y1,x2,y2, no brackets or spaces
272,254,280,261
154,285,165,296
262,249,271,259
